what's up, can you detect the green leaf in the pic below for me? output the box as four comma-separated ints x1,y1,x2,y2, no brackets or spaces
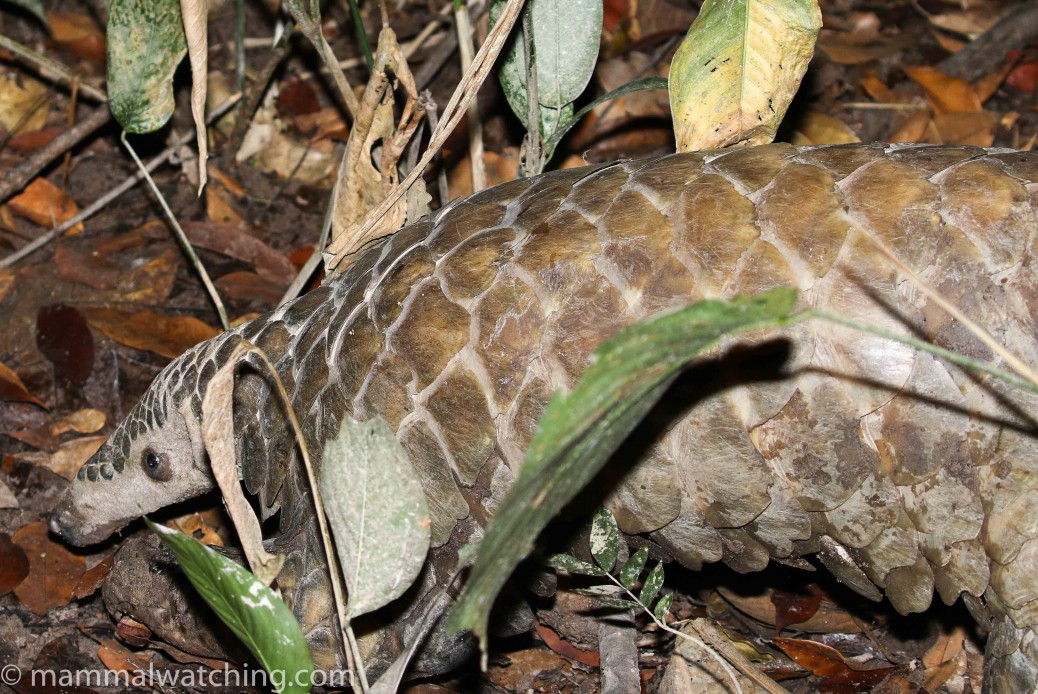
146,520,313,694
491,0,600,138
2,0,47,26
449,288,800,649
639,561,665,605
320,415,431,620
573,588,639,611
590,507,620,572
653,592,674,622
619,547,648,589
544,553,607,577
107,0,187,132
670,0,821,151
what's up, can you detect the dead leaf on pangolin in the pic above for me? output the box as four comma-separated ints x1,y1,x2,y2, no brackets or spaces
84,307,219,359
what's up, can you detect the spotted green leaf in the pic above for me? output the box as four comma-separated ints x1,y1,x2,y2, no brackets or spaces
545,553,607,577
107,0,187,132
590,507,620,572
147,520,313,694
619,547,648,589
653,592,674,622
639,561,665,605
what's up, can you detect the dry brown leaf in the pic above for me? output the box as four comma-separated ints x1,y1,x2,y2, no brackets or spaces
202,342,283,584
933,110,1000,145
216,271,287,304
84,307,219,359
205,186,245,226
904,66,982,114
859,71,900,104
533,621,600,667
889,111,933,143
173,511,224,547
47,10,106,64
931,29,968,55
7,124,63,152
12,521,87,614
0,268,14,304
207,165,246,196
97,638,151,672
0,74,50,133
72,551,115,599
487,647,570,691
44,435,106,479
925,5,1008,38
772,637,895,691
180,221,296,282
9,409,106,452
290,106,351,142
716,586,865,635
0,480,17,509
447,150,520,200
328,27,425,258
8,178,85,235
0,360,45,408
816,32,908,64
118,248,180,304
0,532,30,595
791,111,861,145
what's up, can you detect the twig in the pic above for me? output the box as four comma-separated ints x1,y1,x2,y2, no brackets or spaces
120,132,230,331
240,346,361,692
0,33,107,103
521,8,541,176
857,228,1038,390
0,105,111,204
454,0,486,192
934,1,1038,83
326,0,527,267
0,96,240,270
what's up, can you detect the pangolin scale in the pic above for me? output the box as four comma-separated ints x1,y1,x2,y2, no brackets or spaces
50,143,1038,690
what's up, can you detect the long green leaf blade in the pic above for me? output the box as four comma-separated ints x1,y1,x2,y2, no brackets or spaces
449,288,799,647
147,520,313,694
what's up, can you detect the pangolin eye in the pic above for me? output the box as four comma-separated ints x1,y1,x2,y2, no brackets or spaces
141,448,170,481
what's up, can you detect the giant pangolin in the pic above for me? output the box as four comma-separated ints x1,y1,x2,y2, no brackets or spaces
50,143,1038,690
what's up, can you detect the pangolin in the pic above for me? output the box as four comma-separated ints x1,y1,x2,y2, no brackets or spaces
50,143,1038,690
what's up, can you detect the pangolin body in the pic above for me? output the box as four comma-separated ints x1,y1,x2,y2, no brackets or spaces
51,143,1038,690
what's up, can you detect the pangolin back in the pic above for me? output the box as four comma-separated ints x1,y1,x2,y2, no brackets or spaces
75,143,1038,689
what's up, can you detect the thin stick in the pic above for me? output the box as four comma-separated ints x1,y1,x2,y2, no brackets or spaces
243,347,362,692
326,0,527,266
0,105,111,204
0,33,107,103
120,132,230,330
454,0,486,192
857,228,1038,389
0,96,240,270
